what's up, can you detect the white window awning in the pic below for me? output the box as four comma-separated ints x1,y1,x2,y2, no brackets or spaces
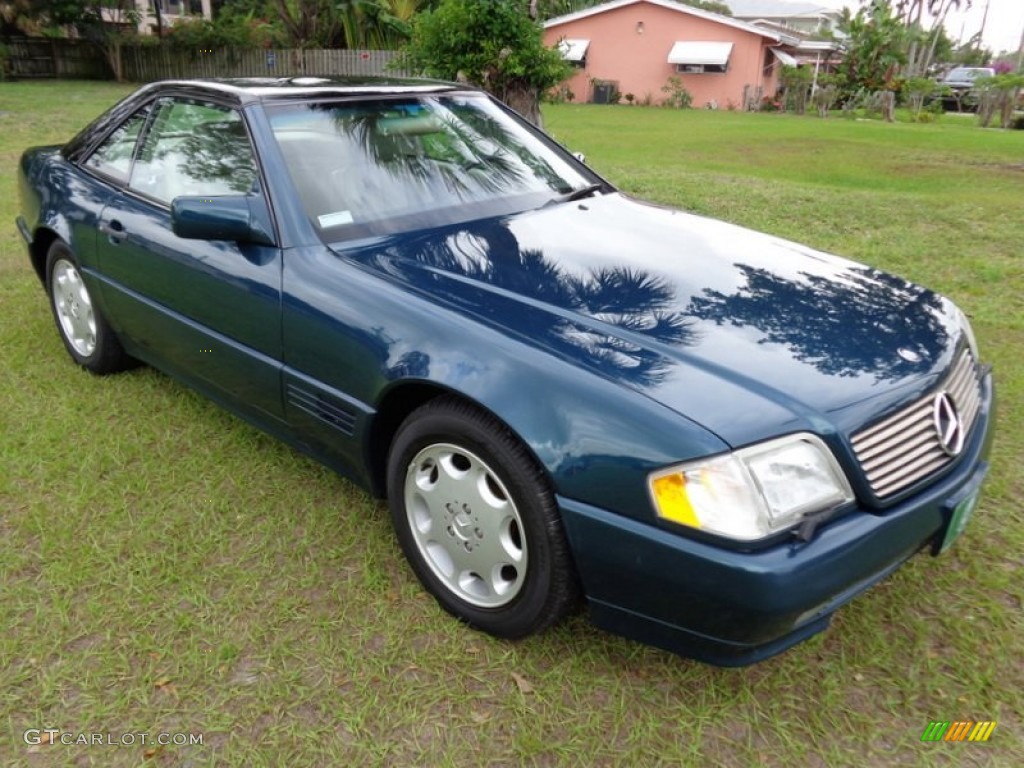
558,39,590,62
667,41,733,67
770,48,798,67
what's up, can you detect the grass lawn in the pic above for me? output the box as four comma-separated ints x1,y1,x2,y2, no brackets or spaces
1,82,1022,766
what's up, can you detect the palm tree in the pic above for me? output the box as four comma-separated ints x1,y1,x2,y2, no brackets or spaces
338,0,423,49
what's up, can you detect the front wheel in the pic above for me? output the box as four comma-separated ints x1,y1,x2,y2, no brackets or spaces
386,397,578,639
46,240,132,374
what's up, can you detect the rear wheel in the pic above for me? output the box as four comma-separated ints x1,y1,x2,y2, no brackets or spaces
46,240,132,374
387,397,578,638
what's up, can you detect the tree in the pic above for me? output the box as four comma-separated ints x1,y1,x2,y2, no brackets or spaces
271,0,340,47
952,36,992,67
837,1,909,117
267,0,429,48
337,0,423,48
1,0,33,34
78,0,140,82
683,0,731,13
895,0,971,76
401,0,570,126
17,0,140,81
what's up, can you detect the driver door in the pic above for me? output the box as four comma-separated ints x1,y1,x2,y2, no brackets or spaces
94,96,283,419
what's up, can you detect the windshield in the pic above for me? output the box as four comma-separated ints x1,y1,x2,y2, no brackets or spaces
266,93,594,240
944,68,991,81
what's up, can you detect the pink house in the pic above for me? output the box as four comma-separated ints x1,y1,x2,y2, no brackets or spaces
543,0,797,109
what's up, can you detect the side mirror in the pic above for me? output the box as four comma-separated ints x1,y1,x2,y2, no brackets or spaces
573,151,587,164
171,195,275,246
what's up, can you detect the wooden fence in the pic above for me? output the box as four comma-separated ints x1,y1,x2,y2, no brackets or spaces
1,38,412,82
120,46,412,81
2,37,109,80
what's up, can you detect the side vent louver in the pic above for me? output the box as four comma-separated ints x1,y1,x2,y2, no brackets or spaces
287,383,356,436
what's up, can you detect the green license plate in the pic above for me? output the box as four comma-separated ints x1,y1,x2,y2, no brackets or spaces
939,490,980,554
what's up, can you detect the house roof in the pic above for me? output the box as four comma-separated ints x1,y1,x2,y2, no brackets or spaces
543,0,784,43
748,18,839,44
724,0,839,18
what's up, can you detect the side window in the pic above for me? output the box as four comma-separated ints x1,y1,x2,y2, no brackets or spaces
83,106,151,183
128,99,258,205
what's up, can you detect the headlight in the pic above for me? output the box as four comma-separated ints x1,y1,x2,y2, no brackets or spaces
649,434,854,541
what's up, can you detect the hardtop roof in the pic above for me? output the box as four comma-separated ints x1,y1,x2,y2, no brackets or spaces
139,76,463,106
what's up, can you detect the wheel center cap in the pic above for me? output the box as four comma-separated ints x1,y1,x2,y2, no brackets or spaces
452,508,474,541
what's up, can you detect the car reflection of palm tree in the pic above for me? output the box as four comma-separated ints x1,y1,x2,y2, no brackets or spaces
434,96,571,194
329,107,533,199
687,264,949,380
381,220,697,388
173,119,257,195
323,98,581,205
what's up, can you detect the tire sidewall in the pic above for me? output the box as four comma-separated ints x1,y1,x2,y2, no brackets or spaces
387,401,567,639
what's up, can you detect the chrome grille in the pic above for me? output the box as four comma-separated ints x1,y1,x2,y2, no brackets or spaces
852,350,982,499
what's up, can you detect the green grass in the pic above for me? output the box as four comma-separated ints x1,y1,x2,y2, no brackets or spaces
1,82,1022,766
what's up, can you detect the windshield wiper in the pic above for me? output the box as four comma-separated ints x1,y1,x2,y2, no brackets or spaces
557,183,603,203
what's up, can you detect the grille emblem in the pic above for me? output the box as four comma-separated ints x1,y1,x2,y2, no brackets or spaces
933,392,964,456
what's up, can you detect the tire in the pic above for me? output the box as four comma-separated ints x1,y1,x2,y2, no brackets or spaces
387,397,578,639
45,240,132,374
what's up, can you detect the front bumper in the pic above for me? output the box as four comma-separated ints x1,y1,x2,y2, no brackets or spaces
16,214,32,246
558,370,995,666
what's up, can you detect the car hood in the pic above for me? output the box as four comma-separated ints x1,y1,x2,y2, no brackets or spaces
342,193,962,447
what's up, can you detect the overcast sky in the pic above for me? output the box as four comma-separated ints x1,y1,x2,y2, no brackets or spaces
814,1,1024,55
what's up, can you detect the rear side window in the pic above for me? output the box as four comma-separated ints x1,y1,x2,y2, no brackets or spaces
83,106,151,183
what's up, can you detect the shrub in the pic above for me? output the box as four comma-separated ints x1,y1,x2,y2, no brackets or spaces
811,74,845,118
546,85,575,104
163,13,286,50
975,74,1024,129
903,76,939,122
660,76,692,109
780,65,813,114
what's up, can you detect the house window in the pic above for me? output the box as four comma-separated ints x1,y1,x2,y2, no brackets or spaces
676,63,727,75
557,39,590,69
667,41,733,75
151,0,183,15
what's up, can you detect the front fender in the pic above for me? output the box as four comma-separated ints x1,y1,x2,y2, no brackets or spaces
283,245,726,522
410,346,728,523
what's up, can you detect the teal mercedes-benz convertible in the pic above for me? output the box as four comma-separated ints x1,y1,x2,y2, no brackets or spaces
16,78,994,665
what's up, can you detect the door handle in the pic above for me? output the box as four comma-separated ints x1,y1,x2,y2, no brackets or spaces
99,219,127,244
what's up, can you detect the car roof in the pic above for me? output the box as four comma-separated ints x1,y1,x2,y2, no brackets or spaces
61,76,471,163
136,76,463,106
